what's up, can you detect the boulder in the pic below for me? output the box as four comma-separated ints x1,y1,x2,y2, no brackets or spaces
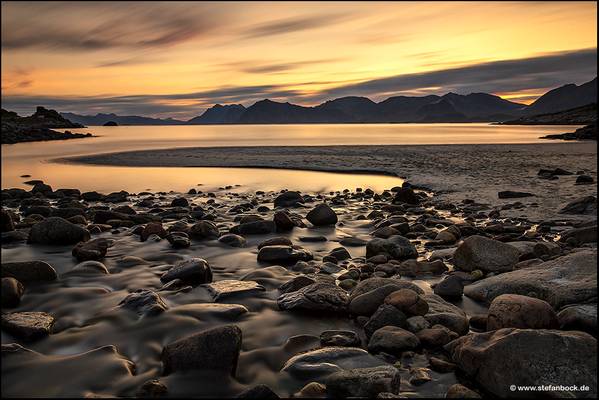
161,325,242,376
306,203,338,226
393,188,420,205
72,237,111,261
464,249,597,309
160,258,213,285
320,330,361,347
559,196,597,215
231,220,276,235
363,304,407,338
453,235,519,273
559,225,597,245
189,220,220,239
218,233,247,248
1,260,57,282
282,347,386,377
445,328,597,398
166,232,191,248
325,366,401,398
423,294,469,335
119,289,168,316
366,235,417,261
1,311,54,341
140,222,166,242
28,217,90,245
557,304,597,334
277,282,349,313
279,276,316,294
385,289,429,316
349,280,423,316
273,211,295,231
367,326,420,355
257,245,313,264
1,277,24,308
433,275,464,299
274,191,304,208
487,294,558,330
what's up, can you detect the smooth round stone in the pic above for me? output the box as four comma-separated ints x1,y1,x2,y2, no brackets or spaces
385,289,429,316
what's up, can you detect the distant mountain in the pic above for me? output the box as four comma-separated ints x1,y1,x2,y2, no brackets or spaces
524,77,597,115
416,98,468,122
316,96,378,122
376,95,441,122
236,99,349,124
187,104,246,124
503,103,597,125
60,112,186,126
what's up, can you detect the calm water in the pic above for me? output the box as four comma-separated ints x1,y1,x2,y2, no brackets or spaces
1,123,578,193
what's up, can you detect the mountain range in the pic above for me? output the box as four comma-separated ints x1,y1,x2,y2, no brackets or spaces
58,77,596,125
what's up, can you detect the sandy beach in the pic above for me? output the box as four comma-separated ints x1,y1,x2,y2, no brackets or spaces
64,142,598,221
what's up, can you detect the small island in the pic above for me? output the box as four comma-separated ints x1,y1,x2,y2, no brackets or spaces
1,107,93,144
103,121,118,126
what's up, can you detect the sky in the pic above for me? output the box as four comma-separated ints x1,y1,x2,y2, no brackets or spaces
1,1,597,119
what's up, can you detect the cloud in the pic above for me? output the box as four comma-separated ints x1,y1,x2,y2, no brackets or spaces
2,48,596,119
1,2,221,51
241,13,350,39
318,48,597,99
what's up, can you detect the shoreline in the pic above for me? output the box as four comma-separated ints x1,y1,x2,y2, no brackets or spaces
56,142,598,221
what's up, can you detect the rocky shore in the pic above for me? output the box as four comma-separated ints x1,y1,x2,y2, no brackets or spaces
1,107,92,144
1,176,597,397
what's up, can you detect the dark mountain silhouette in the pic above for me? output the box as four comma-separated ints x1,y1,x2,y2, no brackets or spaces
55,77,596,125
316,96,379,122
60,112,186,126
524,77,597,115
236,99,349,124
187,104,246,124
503,103,597,125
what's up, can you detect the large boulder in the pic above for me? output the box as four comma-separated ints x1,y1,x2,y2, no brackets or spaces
274,191,304,208
559,225,597,245
306,203,338,226
1,277,24,308
1,260,57,282
160,258,213,285
367,326,420,355
257,245,313,264
277,282,349,313
161,325,242,376
487,294,559,330
282,347,386,377
464,249,597,309
28,217,90,245
1,312,55,341
423,294,469,335
72,238,111,261
445,329,597,398
557,304,597,335
366,235,417,261
326,366,401,398
453,235,519,273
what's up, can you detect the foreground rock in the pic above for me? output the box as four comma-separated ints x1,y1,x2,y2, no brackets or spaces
1,312,55,341
161,325,242,376
367,326,420,355
28,217,90,245
464,249,597,308
326,366,401,398
366,235,417,261
1,260,57,282
205,280,265,300
306,203,338,226
1,277,24,308
487,294,558,330
557,304,597,334
277,282,349,313
257,245,313,264
72,238,111,261
445,328,597,398
119,290,168,316
282,347,386,377
161,258,213,285
423,294,469,335
453,235,519,273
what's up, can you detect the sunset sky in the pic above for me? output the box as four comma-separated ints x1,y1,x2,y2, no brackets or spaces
1,1,597,119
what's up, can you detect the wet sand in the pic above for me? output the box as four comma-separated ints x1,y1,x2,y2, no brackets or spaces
64,142,598,221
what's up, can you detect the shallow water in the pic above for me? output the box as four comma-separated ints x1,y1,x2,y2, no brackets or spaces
2,189,490,397
1,123,578,193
